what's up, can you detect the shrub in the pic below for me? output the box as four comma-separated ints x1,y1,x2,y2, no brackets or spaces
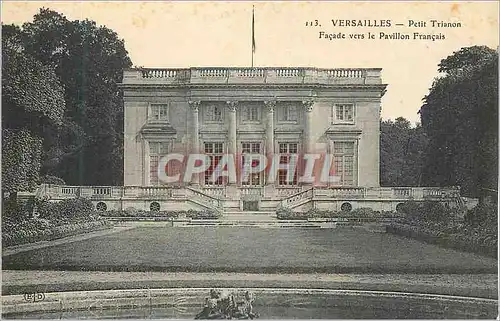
465,203,498,231
398,200,421,219
397,200,457,223
2,197,108,247
277,207,311,220
187,209,221,219
100,209,222,219
350,207,374,218
57,198,95,220
102,210,181,218
35,198,96,223
2,220,113,247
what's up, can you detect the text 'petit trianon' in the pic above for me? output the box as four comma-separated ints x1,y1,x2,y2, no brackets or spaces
156,153,342,185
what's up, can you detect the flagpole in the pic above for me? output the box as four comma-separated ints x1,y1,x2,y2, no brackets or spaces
251,5,255,68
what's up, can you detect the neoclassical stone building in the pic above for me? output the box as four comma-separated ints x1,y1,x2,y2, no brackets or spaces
34,67,461,213
122,67,384,190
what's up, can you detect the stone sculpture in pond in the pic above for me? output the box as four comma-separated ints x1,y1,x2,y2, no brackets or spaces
195,289,259,319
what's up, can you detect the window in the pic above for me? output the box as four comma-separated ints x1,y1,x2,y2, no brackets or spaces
204,142,225,186
278,142,298,186
241,142,262,186
332,104,355,123
279,104,298,122
332,141,355,186
243,106,260,122
149,103,169,121
205,105,223,122
149,142,171,186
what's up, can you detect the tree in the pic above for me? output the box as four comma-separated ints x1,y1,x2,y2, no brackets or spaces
2,129,43,195
380,117,427,186
419,46,498,201
2,24,66,208
20,8,133,185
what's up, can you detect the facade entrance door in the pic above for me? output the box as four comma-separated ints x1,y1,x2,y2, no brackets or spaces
243,200,259,211
241,142,263,187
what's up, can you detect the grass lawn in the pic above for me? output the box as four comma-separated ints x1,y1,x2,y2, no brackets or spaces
2,227,497,273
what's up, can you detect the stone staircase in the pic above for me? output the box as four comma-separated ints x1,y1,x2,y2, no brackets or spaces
184,211,335,228
185,220,331,228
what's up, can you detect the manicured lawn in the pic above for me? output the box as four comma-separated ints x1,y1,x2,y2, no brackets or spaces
2,227,497,273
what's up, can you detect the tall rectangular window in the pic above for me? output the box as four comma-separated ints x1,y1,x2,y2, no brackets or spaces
205,105,223,122
279,104,298,122
243,106,260,122
149,103,169,122
332,104,355,124
241,142,262,186
278,142,298,186
204,142,224,186
149,141,170,186
332,141,355,186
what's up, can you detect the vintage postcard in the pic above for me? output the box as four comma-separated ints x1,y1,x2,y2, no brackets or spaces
1,1,498,319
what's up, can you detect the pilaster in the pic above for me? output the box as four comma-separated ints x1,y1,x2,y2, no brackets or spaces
302,99,315,186
226,101,238,185
188,100,201,186
264,100,276,189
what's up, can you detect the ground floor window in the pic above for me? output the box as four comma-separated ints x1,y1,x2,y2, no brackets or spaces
204,142,225,186
278,142,298,186
149,141,171,186
332,141,355,186
241,142,263,186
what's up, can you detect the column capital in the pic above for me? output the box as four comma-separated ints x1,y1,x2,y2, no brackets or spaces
226,100,238,112
302,100,315,112
188,100,201,112
264,100,277,113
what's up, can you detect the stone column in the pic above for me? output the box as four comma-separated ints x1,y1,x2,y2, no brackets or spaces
302,100,315,154
264,100,276,186
226,101,238,185
188,100,201,186
302,100,315,186
143,139,149,186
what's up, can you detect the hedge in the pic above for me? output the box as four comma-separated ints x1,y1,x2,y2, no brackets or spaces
2,197,110,247
388,201,498,257
276,207,401,220
2,220,113,247
387,223,497,258
100,209,222,220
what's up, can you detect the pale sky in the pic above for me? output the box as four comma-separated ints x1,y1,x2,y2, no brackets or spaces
2,1,498,123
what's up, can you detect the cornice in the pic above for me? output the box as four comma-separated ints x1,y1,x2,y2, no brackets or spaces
119,83,388,93
325,127,363,136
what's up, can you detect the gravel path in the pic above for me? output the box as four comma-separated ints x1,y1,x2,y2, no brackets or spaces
2,270,497,298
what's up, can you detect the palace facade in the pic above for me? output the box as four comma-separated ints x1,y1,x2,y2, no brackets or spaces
122,67,384,190
32,67,461,213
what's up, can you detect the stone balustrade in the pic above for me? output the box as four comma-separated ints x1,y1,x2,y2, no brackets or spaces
275,187,302,196
36,184,459,202
32,184,461,213
240,187,264,196
122,67,382,85
393,187,413,198
186,187,223,209
278,186,461,209
280,188,314,207
141,187,173,197
202,187,226,197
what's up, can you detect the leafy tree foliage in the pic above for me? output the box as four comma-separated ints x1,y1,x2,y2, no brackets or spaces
19,8,133,185
2,129,44,194
2,24,65,203
419,46,498,200
380,118,427,186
